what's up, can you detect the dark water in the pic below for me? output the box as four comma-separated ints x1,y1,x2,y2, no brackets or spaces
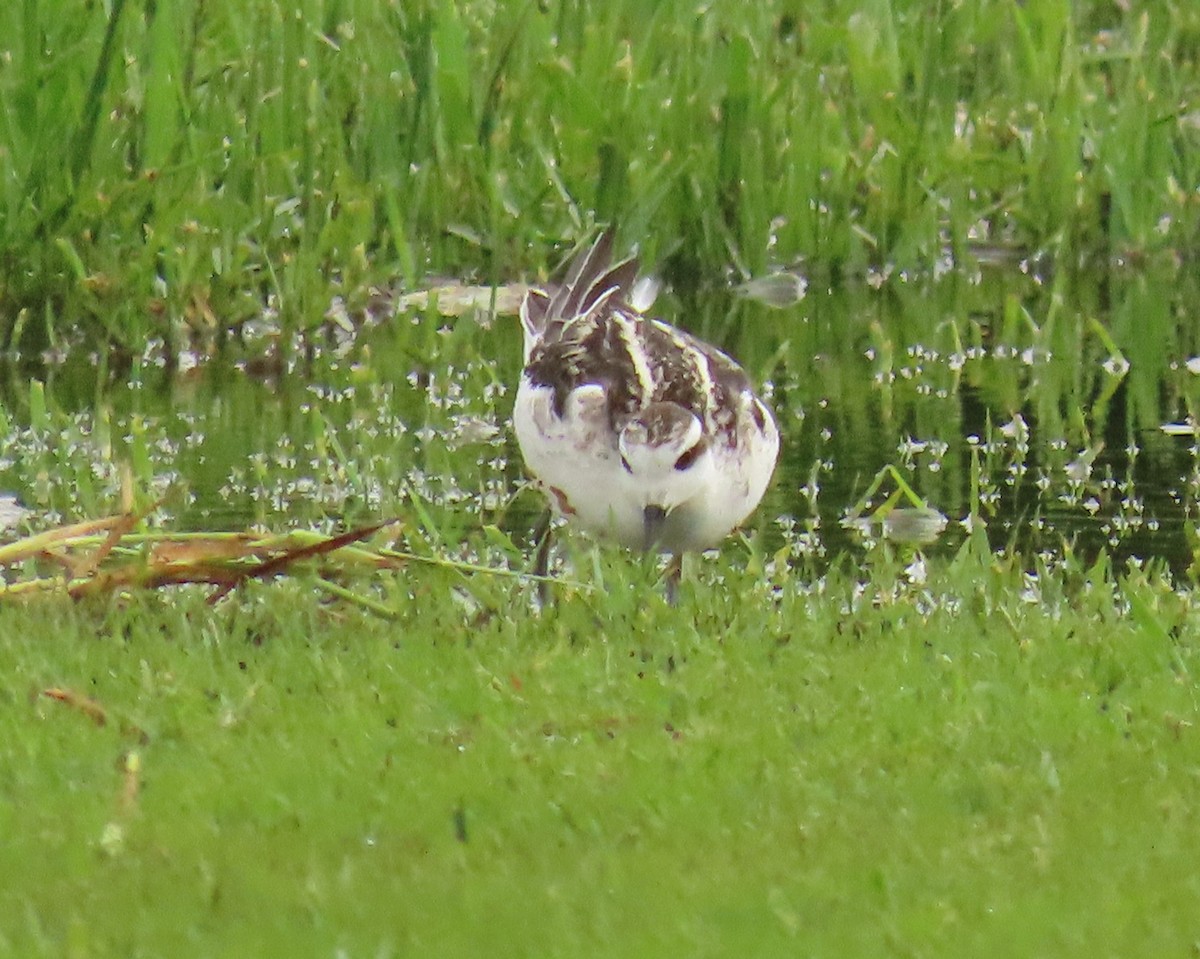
1,263,1197,579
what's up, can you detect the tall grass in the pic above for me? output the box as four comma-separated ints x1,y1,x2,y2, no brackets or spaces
1,0,1198,351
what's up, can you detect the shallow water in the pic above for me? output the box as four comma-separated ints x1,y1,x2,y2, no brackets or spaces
1,262,1197,579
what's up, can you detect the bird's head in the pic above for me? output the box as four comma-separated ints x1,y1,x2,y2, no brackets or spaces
618,402,714,548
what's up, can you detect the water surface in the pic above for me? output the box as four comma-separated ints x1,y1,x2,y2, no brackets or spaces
2,263,1197,581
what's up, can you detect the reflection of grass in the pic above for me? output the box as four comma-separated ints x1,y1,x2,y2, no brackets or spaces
2,1,1199,350
3,544,1199,955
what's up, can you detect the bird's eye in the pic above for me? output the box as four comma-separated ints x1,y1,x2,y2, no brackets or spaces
620,454,633,473
674,444,703,471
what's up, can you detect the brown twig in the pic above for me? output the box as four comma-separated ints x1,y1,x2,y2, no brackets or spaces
205,521,397,604
41,687,108,726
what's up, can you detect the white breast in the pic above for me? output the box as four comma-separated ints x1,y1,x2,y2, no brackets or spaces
514,377,779,553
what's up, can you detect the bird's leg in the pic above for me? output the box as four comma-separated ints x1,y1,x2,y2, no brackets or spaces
531,506,554,604
662,553,683,606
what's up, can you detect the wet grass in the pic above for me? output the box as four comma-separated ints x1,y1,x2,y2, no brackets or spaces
2,1,1199,351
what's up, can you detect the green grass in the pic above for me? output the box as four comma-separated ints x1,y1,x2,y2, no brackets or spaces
3,2,1200,955
2,0,1199,350
2,544,1198,957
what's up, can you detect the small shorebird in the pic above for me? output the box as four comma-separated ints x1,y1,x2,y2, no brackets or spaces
513,232,780,595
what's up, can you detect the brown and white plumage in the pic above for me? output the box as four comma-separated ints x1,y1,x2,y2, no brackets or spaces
514,232,779,557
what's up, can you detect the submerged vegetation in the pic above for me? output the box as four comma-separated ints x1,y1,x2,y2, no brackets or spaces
2,1,1200,956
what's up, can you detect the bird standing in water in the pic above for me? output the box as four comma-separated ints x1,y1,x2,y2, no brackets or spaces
513,232,780,596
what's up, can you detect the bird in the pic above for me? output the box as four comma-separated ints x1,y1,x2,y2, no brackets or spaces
513,231,780,596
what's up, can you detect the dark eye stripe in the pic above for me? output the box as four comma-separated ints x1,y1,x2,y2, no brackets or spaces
673,444,703,471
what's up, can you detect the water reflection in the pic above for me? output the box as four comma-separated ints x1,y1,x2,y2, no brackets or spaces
766,265,1200,575
0,264,1197,578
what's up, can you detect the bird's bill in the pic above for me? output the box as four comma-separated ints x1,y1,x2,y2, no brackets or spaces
642,503,669,550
